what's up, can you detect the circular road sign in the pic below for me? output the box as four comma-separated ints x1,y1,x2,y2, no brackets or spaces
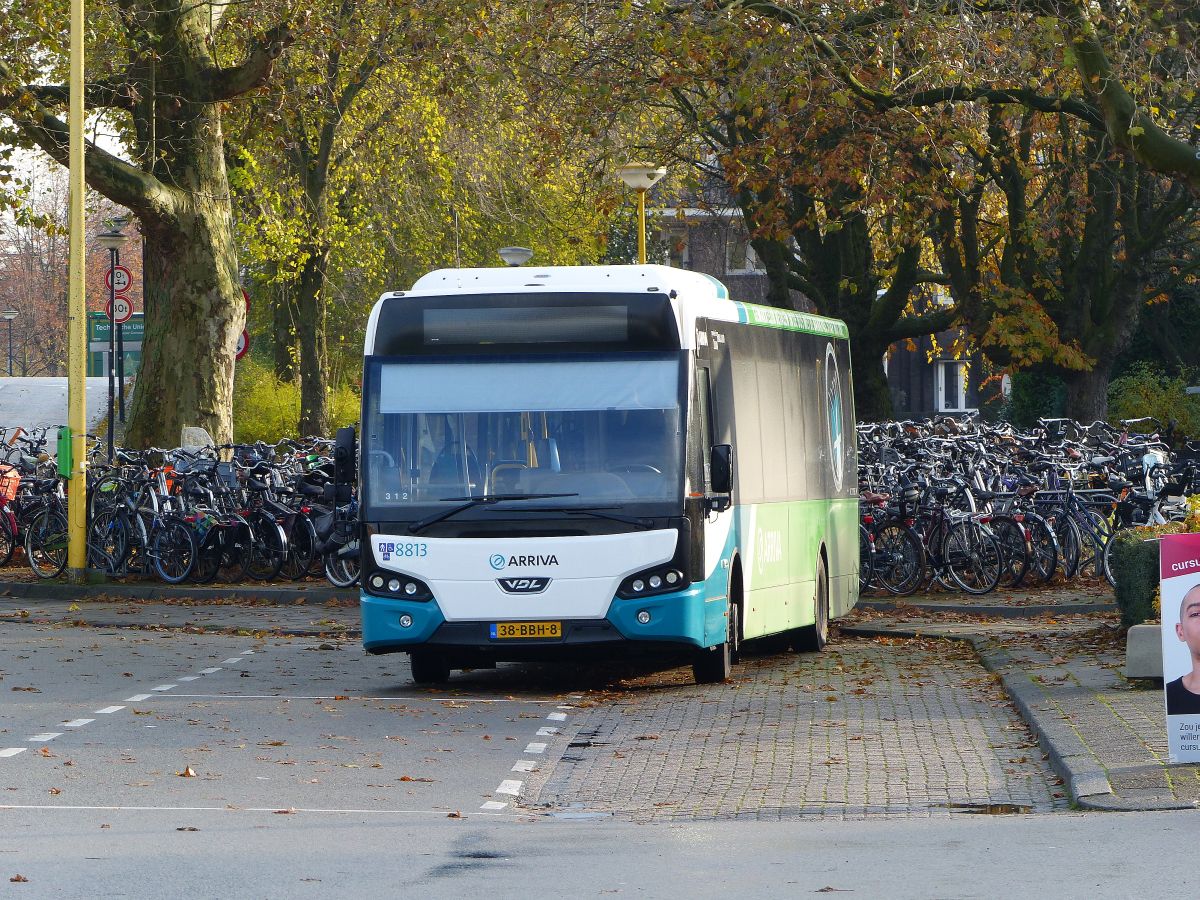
105,265,132,293
236,329,250,360
105,294,134,324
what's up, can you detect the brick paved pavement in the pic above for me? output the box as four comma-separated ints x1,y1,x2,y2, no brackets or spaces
844,597,1200,810
529,635,1066,821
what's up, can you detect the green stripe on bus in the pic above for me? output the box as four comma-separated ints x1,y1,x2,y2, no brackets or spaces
733,302,849,339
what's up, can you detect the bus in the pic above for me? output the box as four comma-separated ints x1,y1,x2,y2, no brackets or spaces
357,264,858,684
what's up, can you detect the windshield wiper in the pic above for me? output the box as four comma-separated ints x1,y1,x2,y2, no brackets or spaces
408,493,578,535
493,504,655,531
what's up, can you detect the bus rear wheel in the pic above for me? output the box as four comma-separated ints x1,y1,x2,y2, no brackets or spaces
792,554,829,653
693,600,737,684
409,650,451,685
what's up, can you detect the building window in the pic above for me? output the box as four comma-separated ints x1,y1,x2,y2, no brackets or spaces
726,232,763,273
936,360,973,412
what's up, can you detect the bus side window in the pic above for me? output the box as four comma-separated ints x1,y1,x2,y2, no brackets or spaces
698,367,713,487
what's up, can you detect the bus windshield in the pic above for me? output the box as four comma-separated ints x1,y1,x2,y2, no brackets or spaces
362,354,684,513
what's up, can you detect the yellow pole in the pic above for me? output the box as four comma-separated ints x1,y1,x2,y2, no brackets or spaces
636,188,647,265
67,0,88,578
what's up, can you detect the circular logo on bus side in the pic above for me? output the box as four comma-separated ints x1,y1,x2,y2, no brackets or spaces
489,554,507,571
824,343,844,491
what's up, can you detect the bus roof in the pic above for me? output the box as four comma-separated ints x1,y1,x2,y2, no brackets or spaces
366,264,848,353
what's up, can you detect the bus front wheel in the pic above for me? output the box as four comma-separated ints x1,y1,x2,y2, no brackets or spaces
409,650,451,685
792,554,829,653
693,600,737,685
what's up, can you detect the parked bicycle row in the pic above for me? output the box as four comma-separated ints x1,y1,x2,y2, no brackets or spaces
856,414,1195,595
0,428,360,588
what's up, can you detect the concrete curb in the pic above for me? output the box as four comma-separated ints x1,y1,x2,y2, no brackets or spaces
0,579,356,605
843,623,1196,813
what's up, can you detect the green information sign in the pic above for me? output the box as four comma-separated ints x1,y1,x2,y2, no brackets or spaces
89,313,145,342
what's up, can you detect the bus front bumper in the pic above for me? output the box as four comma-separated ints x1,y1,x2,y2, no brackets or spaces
361,584,727,656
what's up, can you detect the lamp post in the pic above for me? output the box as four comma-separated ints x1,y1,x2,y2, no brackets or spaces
617,162,666,265
0,310,17,377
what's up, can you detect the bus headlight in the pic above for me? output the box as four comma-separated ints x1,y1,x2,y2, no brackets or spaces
618,568,687,599
365,571,433,601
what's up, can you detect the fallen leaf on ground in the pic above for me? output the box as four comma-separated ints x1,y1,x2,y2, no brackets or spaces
10,874,29,883
177,766,197,778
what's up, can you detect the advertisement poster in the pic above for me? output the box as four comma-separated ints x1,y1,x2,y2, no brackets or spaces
1159,532,1200,762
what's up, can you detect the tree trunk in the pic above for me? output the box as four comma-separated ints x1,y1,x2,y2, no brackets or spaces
852,343,893,422
1061,362,1113,423
295,249,329,437
126,197,243,447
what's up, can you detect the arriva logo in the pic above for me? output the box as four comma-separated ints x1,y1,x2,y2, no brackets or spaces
489,553,560,570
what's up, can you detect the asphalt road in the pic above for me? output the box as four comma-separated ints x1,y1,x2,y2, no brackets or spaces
2,624,1197,898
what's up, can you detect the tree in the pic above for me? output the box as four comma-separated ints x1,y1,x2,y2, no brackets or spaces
0,1,293,445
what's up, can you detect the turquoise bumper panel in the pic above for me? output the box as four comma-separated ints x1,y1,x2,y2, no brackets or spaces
361,594,445,651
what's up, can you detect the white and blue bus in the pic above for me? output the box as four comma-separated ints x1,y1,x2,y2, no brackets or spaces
358,264,858,684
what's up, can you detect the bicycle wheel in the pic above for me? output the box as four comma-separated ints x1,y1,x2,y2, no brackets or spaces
243,512,287,581
989,515,1030,589
25,507,68,579
1102,529,1120,588
0,507,16,567
872,522,925,596
1047,511,1081,580
282,514,318,580
944,520,1002,594
150,516,197,584
324,541,360,588
1075,509,1111,579
1023,513,1059,584
858,524,875,593
87,507,129,575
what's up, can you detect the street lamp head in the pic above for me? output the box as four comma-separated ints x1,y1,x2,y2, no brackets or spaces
498,246,534,267
96,228,126,251
617,162,667,192
0,310,17,321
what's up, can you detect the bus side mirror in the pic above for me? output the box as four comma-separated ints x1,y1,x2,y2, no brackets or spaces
710,444,733,495
334,426,358,486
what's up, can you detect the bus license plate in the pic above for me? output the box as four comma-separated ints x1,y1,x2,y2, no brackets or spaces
490,621,562,640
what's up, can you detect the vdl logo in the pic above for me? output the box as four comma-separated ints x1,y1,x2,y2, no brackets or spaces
489,554,507,571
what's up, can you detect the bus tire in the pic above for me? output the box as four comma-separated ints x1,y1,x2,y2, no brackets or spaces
409,650,451,685
792,553,829,653
692,597,737,684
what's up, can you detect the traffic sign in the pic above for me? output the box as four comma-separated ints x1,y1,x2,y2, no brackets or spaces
236,330,250,360
105,294,134,324
105,265,132,293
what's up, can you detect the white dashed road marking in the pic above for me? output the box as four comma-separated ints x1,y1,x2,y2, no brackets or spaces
221,658,243,665
495,780,523,796
512,760,536,773
27,733,62,742
480,801,508,811
199,668,222,675
178,675,200,682
524,742,547,755
125,694,152,702
94,706,124,715
547,712,567,721
151,685,176,692
0,748,26,758
535,726,559,736
62,719,94,728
